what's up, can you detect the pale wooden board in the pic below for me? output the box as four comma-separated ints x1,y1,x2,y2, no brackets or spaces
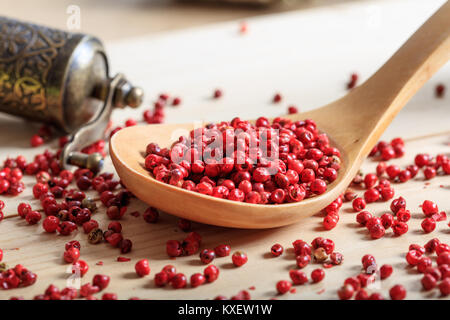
0,0,449,300
0,133,449,300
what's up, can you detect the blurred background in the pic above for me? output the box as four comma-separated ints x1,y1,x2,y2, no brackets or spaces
1,0,372,40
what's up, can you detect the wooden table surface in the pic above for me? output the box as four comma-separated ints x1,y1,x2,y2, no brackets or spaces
0,0,449,300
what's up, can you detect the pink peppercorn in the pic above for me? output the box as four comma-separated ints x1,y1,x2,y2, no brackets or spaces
214,244,231,257
135,259,151,277
232,251,248,267
154,272,169,287
421,274,437,290
389,284,406,300
271,244,283,257
276,280,291,294
92,274,110,290
380,264,393,279
63,247,80,263
439,278,450,296
25,211,41,225
421,218,436,233
338,284,354,300
406,250,422,266
422,200,438,217
42,216,60,233
352,198,366,212
311,269,325,283
369,224,385,239
199,249,216,264
203,265,219,283
190,273,206,288
72,260,89,277
289,270,308,285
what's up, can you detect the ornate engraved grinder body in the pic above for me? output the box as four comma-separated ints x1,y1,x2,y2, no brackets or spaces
0,16,143,172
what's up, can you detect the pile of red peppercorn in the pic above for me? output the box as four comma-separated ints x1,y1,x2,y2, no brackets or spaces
144,117,341,205
0,264,37,290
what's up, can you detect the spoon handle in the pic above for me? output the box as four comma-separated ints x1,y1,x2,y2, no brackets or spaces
332,1,450,154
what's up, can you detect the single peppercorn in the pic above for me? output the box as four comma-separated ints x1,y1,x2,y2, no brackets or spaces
352,197,366,212
270,244,283,257
63,247,80,263
311,269,325,283
214,244,231,257
190,273,206,288
380,264,393,279
231,251,248,267
338,284,354,300
204,265,219,283
389,284,406,300
92,274,110,290
199,249,216,264
135,259,151,277
289,270,308,285
171,273,187,289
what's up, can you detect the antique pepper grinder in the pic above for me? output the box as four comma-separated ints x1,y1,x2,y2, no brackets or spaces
0,16,144,172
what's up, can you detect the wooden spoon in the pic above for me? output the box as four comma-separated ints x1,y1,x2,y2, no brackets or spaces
110,2,450,229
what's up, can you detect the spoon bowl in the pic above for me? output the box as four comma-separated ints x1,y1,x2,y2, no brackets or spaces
110,2,450,228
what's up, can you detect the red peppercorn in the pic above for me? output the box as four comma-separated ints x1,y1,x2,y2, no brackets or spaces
369,224,385,239
270,244,283,257
417,256,432,273
396,209,411,222
204,265,219,283
421,218,436,233
199,249,216,264
355,289,369,300
64,247,80,263
83,220,99,234
273,93,282,103
347,73,358,89
213,89,222,99
356,211,372,226
143,207,159,223
232,251,248,267
72,260,89,277
289,270,308,285
311,269,325,283
296,254,311,269
423,166,437,180
422,200,438,217
352,197,366,212
406,250,422,266
43,216,60,233
390,196,406,214
190,273,206,288
364,173,378,189
214,244,231,257
288,106,298,114
364,188,380,203
30,134,44,147
135,259,151,277
421,273,437,290
380,213,394,229
276,280,291,294
92,274,110,290
25,211,41,225
392,221,408,236
439,278,450,296
154,272,168,287
0,248,3,262
437,252,450,266
380,264,393,279
389,284,406,300
338,284,354,300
